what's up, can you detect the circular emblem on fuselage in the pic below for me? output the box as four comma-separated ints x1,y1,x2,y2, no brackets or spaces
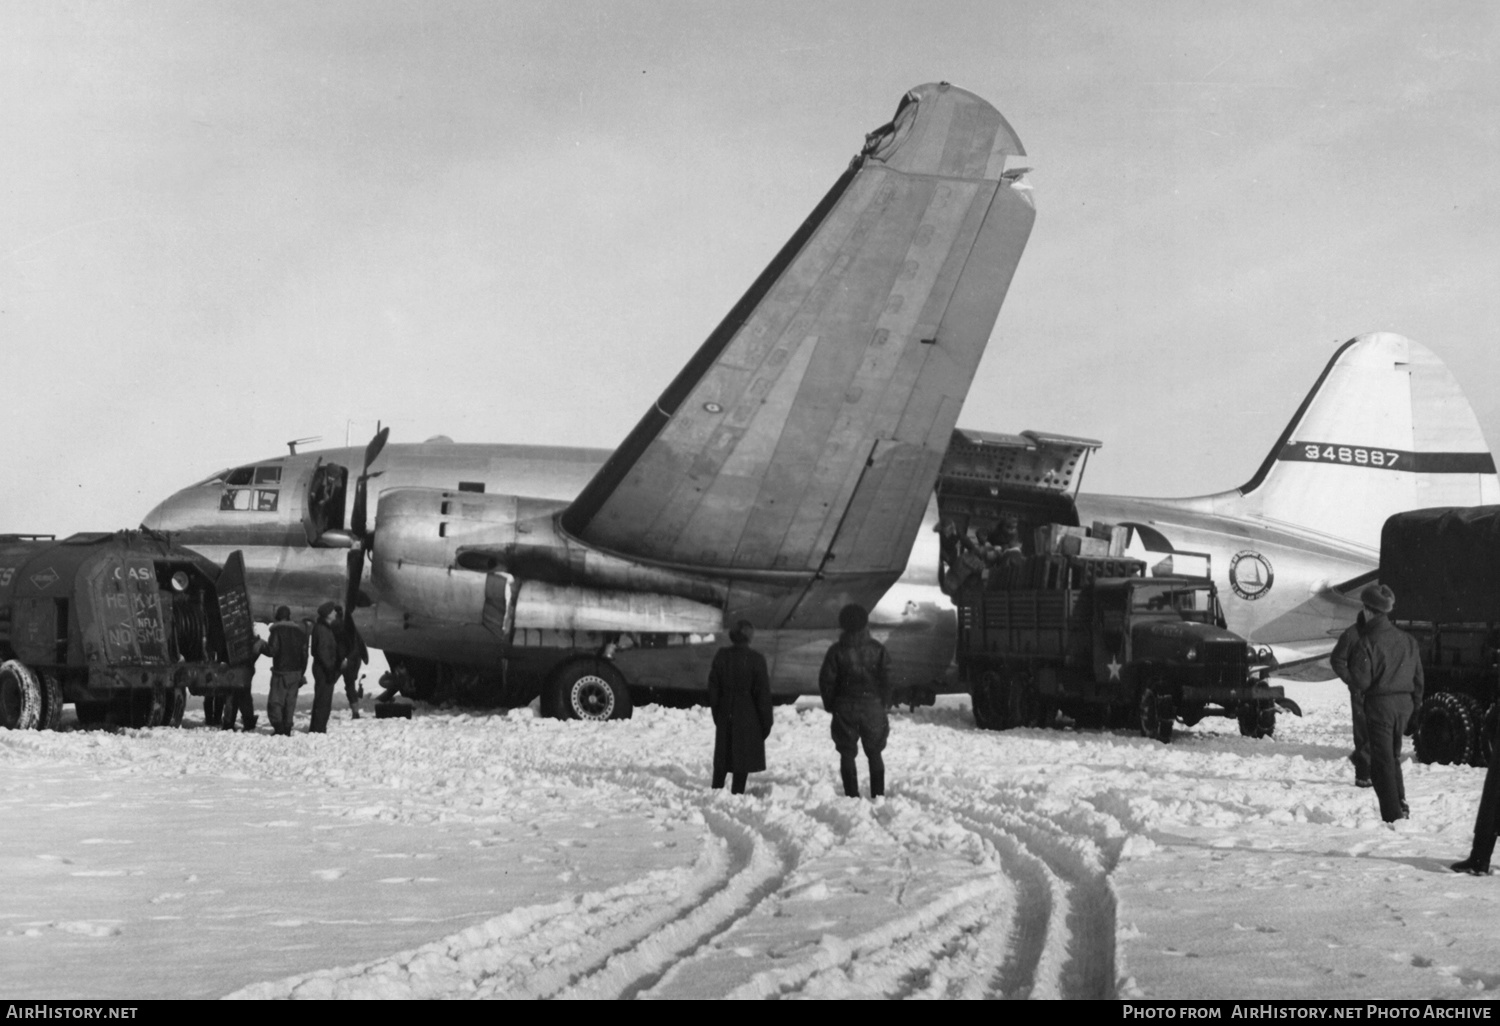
1229,550,1274,600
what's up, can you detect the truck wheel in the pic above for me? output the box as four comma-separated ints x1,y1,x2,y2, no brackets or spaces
121,689,168,729
74,701,107,727
547,661,632,722
1453,693,1487,767
971,670,1009,730
1414,692,1478,765
37,674,65,731
1138,687,1174,744
164,689,186,728
1013,674,1048,729
0,661,43,731
1237,700,1276,739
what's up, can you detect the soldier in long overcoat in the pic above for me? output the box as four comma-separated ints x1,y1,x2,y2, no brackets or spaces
707,621,773,794
819,603,892,799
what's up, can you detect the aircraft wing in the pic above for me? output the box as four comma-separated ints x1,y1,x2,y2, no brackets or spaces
561,84,1035,606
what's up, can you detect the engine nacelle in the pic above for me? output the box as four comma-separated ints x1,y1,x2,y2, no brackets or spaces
369,488,724,637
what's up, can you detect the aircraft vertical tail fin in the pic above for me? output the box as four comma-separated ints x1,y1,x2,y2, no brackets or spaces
1234,332,1499,551
561,84,1036,623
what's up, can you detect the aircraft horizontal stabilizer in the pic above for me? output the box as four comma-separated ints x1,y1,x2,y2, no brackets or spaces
561,84,1036,617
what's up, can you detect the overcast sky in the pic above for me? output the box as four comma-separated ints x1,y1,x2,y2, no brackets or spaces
3,1,1498,534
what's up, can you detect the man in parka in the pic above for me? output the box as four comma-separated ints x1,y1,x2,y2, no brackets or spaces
1329,609,1371,787
707,620,773,795
819,603,892,799
1348,584,1424,824
260,605,308,736
308,602,345,734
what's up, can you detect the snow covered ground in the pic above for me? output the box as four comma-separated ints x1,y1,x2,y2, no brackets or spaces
3,675,1499,1001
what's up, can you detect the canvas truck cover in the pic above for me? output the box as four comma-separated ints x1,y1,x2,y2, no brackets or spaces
1380,506,1500,623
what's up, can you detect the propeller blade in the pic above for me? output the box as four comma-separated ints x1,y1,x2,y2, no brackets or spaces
344,548,366,621
364,426,390,475
349,426,391,541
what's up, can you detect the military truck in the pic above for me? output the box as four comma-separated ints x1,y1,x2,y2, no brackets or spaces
0,531,256,730
1379,507,1500,766
937,429,1296,742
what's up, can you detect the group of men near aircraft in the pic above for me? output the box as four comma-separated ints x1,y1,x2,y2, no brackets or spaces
219,601,368,736
1330,583,1499,877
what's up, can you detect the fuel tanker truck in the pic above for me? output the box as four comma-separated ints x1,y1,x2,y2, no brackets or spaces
0,531,256,730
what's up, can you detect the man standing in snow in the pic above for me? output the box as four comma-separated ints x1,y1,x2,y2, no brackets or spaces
308,602,345,734
819,603,892,799
1451,706,1500,875
707,620,773,795
260,605,308,737
1347,584,1424,824
1329,609,1371,788
336,605,368,720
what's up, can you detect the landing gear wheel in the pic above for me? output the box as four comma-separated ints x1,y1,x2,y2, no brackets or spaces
38,674,64,731
1237,700,1276,739
1414,691,1479,765
548,661,632,721
0,660,42,731
970,669,1010,730
1138,687,1175,744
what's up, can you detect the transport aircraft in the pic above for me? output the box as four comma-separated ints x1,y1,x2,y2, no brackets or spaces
141,82,1041,717
142,109,1500,717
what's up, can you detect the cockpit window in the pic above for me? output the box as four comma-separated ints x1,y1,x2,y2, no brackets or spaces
254,466,282,485
226,467,254,486
195,469,230,486
220,486,279,512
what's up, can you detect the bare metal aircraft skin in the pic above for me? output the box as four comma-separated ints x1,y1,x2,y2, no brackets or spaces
141,84,1039,711
1073,332,1499,667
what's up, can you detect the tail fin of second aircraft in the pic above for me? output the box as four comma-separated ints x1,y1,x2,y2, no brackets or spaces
561,83,1036,625
1228,332,1499,551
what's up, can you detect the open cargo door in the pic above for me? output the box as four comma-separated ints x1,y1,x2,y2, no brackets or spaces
215,550,257,665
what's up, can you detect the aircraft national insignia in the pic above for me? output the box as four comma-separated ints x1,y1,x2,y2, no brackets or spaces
1229,550,1274,600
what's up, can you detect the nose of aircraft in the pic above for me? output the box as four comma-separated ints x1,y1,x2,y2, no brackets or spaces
141,481,220,535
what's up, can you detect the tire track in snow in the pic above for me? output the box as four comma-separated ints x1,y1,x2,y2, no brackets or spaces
899,781,1121,999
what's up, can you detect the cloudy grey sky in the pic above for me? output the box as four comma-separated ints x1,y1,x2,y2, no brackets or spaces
3,1,1498,533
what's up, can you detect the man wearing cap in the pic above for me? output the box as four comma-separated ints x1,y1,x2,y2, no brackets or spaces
260,605,309,736
1329,609,1372,787
308,601,346,734
819,603,892,799
1348,584,1424,823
